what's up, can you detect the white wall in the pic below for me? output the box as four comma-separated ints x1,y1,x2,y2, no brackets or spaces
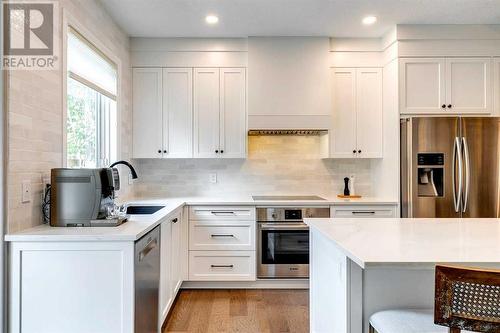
6,0,132,233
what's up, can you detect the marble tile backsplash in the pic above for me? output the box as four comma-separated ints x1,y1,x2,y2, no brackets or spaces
133,135,373,198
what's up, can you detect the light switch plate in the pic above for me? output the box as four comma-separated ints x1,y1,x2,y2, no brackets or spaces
209,173,217,184
22,180,31,203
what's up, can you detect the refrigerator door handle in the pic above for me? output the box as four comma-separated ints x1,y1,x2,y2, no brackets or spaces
452,137,463,213
462,137,470,213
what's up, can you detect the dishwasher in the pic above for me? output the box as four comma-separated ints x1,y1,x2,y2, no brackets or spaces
135,226,160,333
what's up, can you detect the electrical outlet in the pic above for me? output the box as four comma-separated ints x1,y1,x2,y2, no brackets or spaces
22,180,31,203
209,173,217,184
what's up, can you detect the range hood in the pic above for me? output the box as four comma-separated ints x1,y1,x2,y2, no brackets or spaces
248,37,331,130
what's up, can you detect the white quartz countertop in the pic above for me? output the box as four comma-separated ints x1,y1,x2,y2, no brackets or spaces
5,196,397,242
305,218,500,268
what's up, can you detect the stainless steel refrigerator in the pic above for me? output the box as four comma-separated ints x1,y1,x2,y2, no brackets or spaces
401,117,500,218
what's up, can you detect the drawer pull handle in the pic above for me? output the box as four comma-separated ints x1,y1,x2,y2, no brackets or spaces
211,211,236,215
211,234,235,238
352,211,376,215
210,264,234,268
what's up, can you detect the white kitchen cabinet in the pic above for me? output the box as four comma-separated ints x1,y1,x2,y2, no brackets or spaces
330,204,398,218
133,68,193,158
188,206,256,281
188,251,256,281
330,67,383,159
400,57,492,114
159,208,184,328
355,68,383,158
133,68,163,158
162,68,193,158
330,68,357,158
194,68,220,158
194,68,247,158
399,58,445,114
170,209,183,296
219,68,247,158
159,216,173,325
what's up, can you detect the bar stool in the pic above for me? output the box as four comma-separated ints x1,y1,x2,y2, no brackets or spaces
369,265,500,333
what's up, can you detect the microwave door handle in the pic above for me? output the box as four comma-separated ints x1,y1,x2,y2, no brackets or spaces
462,137,470,213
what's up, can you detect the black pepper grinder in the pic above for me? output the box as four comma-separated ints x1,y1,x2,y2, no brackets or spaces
343,177,350,196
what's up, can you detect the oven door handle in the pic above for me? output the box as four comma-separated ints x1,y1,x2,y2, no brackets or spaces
259,223,309,230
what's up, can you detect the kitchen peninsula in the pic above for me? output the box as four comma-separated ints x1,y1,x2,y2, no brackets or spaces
306,218,500,333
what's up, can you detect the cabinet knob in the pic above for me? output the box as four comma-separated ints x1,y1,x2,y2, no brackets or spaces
157,150,161,154
171,218,178,223
358,150,362,154
353,150,357,154
220,150,224,154
442,104,446,109
163,150,167,154
215,150,219,153
447,104,452,108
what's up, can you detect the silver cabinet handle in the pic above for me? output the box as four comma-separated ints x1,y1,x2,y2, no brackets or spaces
210,264,234,268
139,239,157,261
452,137,463,213
351,211,376,215
462,137,470,213
259,223,309,230
211,211,236,216
210,234,235,238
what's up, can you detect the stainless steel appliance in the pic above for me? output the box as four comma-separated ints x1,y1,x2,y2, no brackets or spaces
257,207,330,278
135,226,160,333
401,117,500,218
50,167,123,226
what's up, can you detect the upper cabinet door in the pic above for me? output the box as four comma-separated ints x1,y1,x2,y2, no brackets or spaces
162,68,193,158
331,68,357,158
194,68,220,158
400,58,446,114
446,58,492,114
219,68,247,159
356,68,383,158
133,68,163,158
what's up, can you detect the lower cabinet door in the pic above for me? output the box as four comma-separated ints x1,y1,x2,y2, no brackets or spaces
170,211,183,295
188,251,256,281
159,220,172,327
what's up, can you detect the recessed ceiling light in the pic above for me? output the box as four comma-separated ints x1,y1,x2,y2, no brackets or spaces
205,15,219,24
362,16,377,25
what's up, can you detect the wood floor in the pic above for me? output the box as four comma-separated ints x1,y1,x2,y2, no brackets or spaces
163,289,309,333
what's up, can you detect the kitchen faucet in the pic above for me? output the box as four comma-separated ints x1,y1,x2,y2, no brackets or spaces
109,160,138,179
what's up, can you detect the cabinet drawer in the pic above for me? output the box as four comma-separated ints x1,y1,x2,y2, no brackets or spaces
189,206,255,221
331,205,397,218
189,221,255,251
188,251,256,281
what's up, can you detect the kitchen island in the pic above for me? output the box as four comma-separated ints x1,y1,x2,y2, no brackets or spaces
305,218,500,333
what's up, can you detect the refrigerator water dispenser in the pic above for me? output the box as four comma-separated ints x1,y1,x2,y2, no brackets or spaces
417,153,444,197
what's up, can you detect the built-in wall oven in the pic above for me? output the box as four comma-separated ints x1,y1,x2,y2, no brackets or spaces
257,207,330,279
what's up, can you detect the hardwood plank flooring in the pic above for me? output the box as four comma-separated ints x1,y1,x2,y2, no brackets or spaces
163,289,309,333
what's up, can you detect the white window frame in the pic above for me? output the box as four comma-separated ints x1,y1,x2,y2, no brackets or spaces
62,9,122,168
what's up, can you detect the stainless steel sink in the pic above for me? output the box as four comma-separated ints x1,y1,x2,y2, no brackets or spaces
125,205,165,215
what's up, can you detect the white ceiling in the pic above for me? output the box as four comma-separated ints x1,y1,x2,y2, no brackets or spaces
100,0,500,38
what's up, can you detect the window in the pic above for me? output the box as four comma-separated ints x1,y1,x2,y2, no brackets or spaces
66,27,117,168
